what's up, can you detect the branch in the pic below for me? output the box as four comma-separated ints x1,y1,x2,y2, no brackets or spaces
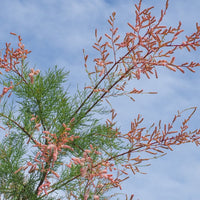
0,113,37,144
70,45,137,119
41,174,81,197
84,64,135,116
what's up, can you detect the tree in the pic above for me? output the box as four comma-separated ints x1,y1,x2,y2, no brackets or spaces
0,0,199,199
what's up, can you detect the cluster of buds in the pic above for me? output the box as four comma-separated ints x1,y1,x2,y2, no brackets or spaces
0,33,31,73
68,145,122,200
0,82,13,99
28,68,40,84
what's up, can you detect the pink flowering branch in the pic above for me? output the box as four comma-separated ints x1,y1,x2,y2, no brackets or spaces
72,0,200,123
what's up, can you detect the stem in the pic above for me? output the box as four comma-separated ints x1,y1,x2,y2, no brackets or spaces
34,98,49,195
0,113,37,144
83,46,156,117
84,64,135,116
41,174,81,197
70,45,137,119
35,162,50,195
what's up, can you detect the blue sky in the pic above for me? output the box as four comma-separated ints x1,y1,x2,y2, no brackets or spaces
0,0,200,199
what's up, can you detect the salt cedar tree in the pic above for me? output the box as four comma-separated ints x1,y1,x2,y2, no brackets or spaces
0,0,199,199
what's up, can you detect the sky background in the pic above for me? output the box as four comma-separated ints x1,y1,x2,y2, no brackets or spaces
0,0,200,199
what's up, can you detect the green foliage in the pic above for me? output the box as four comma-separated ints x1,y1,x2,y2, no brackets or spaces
0,65,123,199
0,133,39,200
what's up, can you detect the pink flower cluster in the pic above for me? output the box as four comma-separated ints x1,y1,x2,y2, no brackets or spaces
28,68,40,84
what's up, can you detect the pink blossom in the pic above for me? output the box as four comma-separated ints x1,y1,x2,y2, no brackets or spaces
94,195,99,200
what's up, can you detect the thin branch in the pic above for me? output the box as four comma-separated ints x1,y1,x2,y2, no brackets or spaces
83,48,153,116
70,45,137,119
84,64,135,116
0,113,37,144
41,174,81,197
